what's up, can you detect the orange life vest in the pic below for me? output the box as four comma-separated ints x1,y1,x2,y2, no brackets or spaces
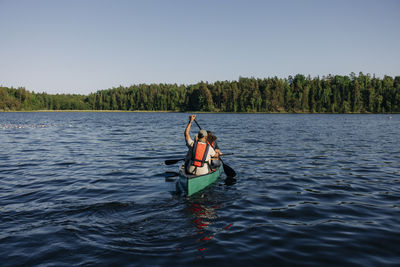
191,141,210,167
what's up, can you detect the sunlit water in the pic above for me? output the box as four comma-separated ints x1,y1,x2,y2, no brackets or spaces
1,112,399,266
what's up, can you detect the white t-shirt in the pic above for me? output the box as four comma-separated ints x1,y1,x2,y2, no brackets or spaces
186,137,216,175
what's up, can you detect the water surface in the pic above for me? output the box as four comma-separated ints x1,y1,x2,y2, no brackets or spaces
1,112,399,266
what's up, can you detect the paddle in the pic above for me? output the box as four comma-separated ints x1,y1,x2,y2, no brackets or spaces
165,171,179,176
219,157,236,177
165,158,184,165
194,119,202,130
165,154,234,165
165,171,179,180
194,119,237,178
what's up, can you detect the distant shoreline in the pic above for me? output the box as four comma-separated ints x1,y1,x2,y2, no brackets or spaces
1,110,398,114
2,74,399,114
1,110,176,113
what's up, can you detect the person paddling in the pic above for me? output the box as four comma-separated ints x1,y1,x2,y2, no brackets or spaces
207,130,222,170
207,130,219,150
184,115,216,175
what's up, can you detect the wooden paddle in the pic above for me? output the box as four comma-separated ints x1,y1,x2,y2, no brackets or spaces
194,119,237,177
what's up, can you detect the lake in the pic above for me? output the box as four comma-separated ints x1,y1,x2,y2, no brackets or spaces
1,112,399,266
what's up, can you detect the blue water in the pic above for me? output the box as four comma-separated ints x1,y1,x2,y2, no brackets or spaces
1,112,399,266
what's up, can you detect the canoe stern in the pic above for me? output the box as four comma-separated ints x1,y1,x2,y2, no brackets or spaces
178,165,222,196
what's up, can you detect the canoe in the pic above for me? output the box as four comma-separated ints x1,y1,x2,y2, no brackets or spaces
177,164,223,196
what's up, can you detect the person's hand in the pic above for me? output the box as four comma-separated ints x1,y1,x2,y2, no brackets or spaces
189,115,196,122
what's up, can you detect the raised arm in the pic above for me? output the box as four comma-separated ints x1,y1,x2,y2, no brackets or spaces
185,115,196,141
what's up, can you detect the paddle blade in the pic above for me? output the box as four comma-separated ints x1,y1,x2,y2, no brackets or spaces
219,157,236,177
225,176,237,186
222,163,236,177
165,171,179,177
165,158,184,165
165,171,179,182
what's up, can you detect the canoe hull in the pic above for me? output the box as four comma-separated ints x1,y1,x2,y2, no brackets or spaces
178,165,223,196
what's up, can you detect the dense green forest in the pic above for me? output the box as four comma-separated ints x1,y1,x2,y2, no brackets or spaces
1,73,400,113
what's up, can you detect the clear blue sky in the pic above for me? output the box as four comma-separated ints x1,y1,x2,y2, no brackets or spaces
1,0,399,94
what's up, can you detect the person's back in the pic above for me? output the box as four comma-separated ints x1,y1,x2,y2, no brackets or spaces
184,115,215,175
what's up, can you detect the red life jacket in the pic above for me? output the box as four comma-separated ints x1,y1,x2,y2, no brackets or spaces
191,141,210,167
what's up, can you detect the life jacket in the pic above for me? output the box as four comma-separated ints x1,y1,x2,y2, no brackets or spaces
191,141,210,167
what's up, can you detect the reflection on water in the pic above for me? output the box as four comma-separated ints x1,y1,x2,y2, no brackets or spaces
186,196,233,256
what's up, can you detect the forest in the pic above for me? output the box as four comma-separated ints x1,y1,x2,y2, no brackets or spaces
1,73,400,113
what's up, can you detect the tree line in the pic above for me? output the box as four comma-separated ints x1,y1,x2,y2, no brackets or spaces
1,73,399,113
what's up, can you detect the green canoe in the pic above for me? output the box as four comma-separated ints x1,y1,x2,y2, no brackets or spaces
177,164,223,196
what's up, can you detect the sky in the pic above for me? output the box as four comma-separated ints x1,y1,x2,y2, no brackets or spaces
0,0,399,95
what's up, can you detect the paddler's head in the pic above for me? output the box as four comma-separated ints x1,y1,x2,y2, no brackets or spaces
197,129,208,142
207,130,217,143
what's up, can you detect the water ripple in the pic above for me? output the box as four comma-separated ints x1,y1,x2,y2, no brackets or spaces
0,113,399,266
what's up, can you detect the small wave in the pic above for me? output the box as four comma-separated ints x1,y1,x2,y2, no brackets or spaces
53,162,78,166
103,170,131,177
64,201,135,217
16,162,41,168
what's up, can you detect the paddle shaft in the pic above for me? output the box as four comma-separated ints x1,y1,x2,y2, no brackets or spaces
194,119,202,130
165,153,233,165
165,158,184,165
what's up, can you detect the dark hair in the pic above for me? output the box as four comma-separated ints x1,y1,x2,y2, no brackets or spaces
207,132,217,143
